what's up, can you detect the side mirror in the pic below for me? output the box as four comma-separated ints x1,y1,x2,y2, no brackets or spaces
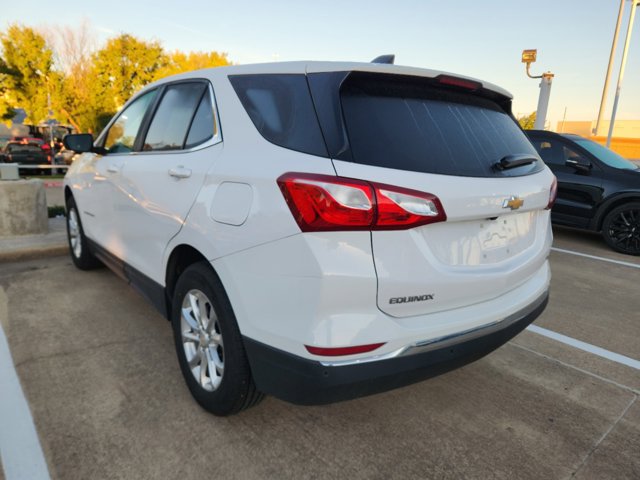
566,157,591,173
63,133,94,153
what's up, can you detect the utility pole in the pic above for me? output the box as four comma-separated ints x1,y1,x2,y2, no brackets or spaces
533,72,555,130
559,107,567,133
594,0,626,137
522,49,555,130
607,0,639,147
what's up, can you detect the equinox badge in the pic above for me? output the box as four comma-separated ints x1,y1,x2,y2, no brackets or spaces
502,196,524,210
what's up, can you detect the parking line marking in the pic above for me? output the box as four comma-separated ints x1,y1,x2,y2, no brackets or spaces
551,247,640,269
513,343,639,395
0,324,50,480
527,324,640,371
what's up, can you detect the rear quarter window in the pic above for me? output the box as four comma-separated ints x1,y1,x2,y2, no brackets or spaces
229,74,328,158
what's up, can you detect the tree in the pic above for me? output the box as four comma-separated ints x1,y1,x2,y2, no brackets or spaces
154,50,230,80
0,56,16,122
43,21,97,132
517,111,536,130
0,23,233,133
0,24,60,125
43,19,96,75
91,34,166,116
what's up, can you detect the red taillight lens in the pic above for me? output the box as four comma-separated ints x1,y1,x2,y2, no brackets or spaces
375,185,447,230
546,177,557,210
305,342,385,356
277,173,374,231
278,173,446,231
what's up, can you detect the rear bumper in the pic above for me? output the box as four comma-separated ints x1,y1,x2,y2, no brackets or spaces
244,290,548,405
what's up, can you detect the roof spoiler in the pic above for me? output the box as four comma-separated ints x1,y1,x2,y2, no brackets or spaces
370,54,395,64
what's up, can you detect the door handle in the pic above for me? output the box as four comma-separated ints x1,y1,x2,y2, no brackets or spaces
168,166,192,179
107,164,121,173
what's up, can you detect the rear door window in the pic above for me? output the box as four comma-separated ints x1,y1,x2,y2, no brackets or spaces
143,82,207,151
184,89,217,149
340,74,542,177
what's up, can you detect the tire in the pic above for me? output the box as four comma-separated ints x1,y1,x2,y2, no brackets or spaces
171,262,264,416
66,196,102,269
602,202,640,256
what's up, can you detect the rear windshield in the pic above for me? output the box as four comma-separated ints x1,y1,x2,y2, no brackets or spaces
340,74,542,177
7,144,42,153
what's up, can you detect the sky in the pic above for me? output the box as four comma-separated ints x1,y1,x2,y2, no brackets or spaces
2,0,639,130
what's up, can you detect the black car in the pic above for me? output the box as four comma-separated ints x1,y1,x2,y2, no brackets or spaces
1,140,51,175
526,130,640,255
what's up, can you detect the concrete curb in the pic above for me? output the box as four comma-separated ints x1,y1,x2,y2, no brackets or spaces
0,244,68,263
0,217,68,263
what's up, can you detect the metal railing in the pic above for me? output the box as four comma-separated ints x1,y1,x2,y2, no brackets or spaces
13,164,70,175
1,163,69,180
14,164,70,170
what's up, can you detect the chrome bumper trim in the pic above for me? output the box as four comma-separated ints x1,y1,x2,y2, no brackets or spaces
319,291,548,367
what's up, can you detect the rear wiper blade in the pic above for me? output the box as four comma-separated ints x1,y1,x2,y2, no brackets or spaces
494,154,537,171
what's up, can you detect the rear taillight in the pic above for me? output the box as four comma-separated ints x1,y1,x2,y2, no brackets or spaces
277,174,374,231
546,177,557,210
375,185,446,230
277,173,446,232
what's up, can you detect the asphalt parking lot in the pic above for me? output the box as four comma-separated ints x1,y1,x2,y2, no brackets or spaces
0,226,638,480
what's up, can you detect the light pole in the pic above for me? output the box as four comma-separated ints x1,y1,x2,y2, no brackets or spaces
607,0,639,147
594,0,626,137
522,49,555,130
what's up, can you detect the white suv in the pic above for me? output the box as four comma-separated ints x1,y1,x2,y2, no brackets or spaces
63,60,556,415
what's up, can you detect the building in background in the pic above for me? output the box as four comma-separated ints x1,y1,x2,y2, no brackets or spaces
555,119,640,159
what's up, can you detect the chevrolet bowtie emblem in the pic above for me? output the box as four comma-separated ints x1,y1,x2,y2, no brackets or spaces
502,196,524,210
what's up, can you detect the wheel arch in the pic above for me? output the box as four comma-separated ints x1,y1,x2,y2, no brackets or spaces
593,193,640,231
164,244,213,320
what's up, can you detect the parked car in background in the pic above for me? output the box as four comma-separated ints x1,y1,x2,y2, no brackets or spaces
1,138,52,175
63,60,555,415
54,146,76,165
0,136,10,155
526,130,640,255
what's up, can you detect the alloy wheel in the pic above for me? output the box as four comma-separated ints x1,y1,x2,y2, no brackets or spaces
68,208,82,258
606,208,640,254
180,289,224,391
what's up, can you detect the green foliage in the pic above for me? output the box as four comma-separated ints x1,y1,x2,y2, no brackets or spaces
0,25,58,125
91,35,166,119
155,50,230,80
0,24,231,134
48,205,66,218
517,111,536,130
56,34,167,133
0,56,17,122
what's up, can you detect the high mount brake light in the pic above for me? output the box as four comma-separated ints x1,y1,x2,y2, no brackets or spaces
435,74,482,91
546,176,558,210
277,173,447,232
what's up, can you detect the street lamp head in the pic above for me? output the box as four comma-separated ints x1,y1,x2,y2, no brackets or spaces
521,49,537,64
